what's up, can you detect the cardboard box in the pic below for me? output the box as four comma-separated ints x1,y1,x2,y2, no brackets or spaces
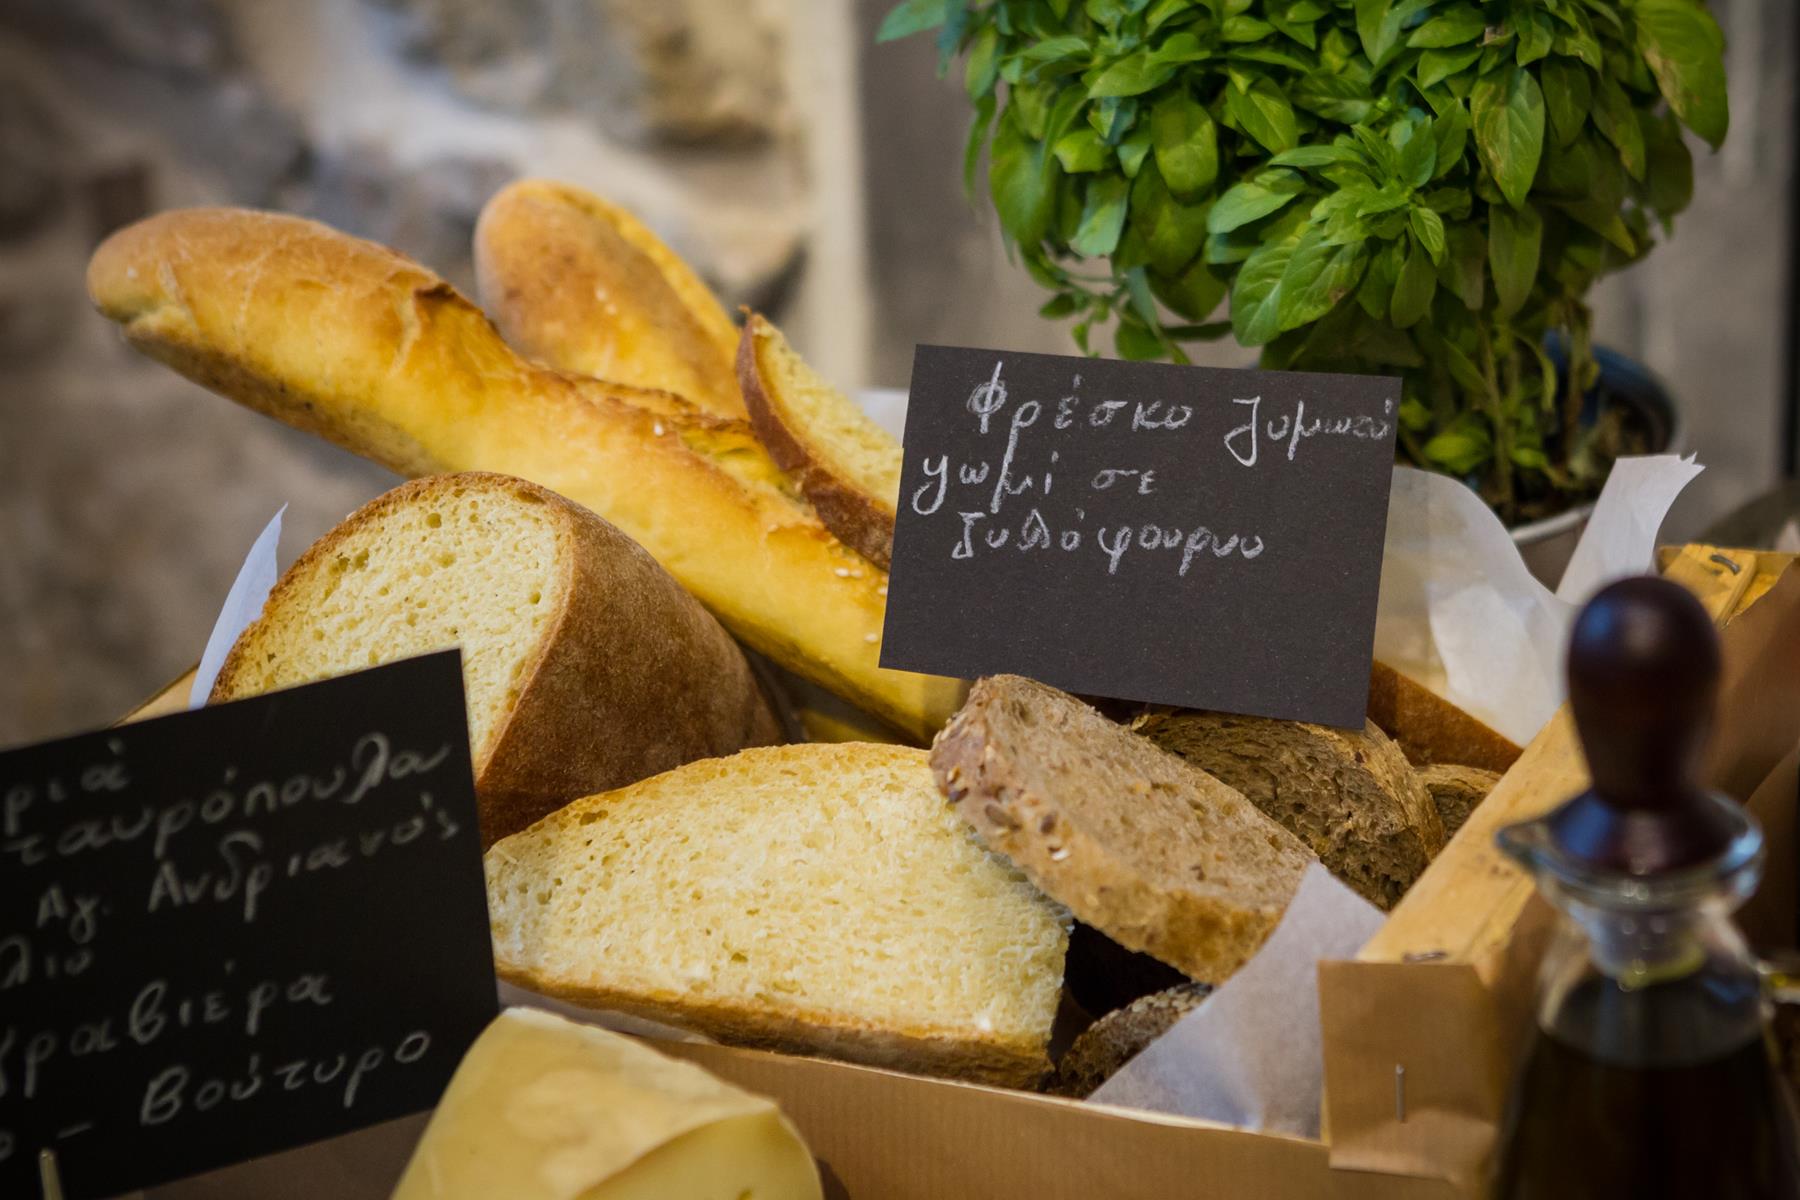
131,546,1800,1200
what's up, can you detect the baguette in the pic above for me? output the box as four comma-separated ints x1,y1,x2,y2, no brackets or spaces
932,676,1315,983
211,473,781,844
87,208,963,742
738,311,902,568
1367,660,1522,774
474,178,745,419
1130,710,1443,910
484,743,1070,1088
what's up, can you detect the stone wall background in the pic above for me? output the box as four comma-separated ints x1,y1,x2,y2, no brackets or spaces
2,0,1795,750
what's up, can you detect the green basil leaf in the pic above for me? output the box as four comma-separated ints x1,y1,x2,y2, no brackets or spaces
1357,238,1403,320
1431,102,1472,177
1389,236,1438,328
1634,0,1729,148
1418,45,1483,89
1225,75,1300,154
1222,15,1275,41
1150,93,1220,199
1423,422,1493,474
1397,120,1438,188
1644,111,1695,219
1489,201,1543,317
1085,0,1131,29
1423,186,1472,218
1267,8,1319,50
1039,293,1083,319
1272,144,1370,170
1053,127,1111,173
1146,0,1197,32
1515,10,1555,66
1151,255,1228,320
1207,168,1306,232
1020,36,1096,63
1293,73,1375,123
1088,50,1176,97
963,92,997,196
1286,0,1329,18
1356,0,1434,69
1556,198,1637,255
1472,65,1546,209
989,108,1059,244
1115,316,1165,360
1407,5,1487,49
1440,223,1486,310
1118,125,1155,177
963,26,1000,99
1132,161,1212,273
1539,58,1591,148
877,0,948,42
1124,264,1162,329
1146,31,1211,68
1410,205,1447,263
1277,226,1370,330
1355,183,1411,217
1231,220,1307,346
1592,77,1646,181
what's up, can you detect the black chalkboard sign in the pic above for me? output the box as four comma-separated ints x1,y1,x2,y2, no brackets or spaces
0,652,496,1199
882,346,1400,728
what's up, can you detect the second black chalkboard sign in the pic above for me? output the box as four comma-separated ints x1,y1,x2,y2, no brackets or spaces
881,346,1400,729
0,651,496,1199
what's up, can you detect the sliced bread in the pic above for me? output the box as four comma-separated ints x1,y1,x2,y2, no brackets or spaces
1130,711,1444,910
1368,660,1522,774
1419,763,1503,838
738,312,902,568
1050,983,1213,1098
484,743,1069,1088
931,676,1314,984
211,473,782,844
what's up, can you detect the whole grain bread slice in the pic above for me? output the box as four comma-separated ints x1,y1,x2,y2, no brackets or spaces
1419,763,1503,838
1130,711,1444,910
931,676,1314,984
1050,983,1213,1098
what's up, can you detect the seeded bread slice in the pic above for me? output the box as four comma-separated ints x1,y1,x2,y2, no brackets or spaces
931,676,1314,984
1130,711,1444,910
1050,983,1213,1098
1419,763,1502,838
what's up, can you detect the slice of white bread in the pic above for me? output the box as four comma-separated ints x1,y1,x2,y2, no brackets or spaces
1130,710,1444,910
739,312,902,569
484,743,1070,1088
931,676,1315,983
475,178,745,419
392,1008,822,1200
212,473,782,844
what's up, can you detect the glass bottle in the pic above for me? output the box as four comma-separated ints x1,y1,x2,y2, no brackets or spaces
1493,576,1800,1199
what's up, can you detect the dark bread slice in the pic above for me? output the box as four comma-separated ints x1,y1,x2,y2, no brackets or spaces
1050,983,1213,1098
1130,711,1444,910
931,676,1314,984
1419,763,1502,838
1368,661,1522,774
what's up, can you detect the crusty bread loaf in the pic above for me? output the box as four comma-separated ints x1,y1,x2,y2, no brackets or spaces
932,676,1314,984
474,179,744,419
1130,711,1443,910
1418,763,1502,838
87,208,963,742
738,312,902,568
211,473,781,844
1050,983,1212,1098
1368,660,1522,774
485,743,1069,1088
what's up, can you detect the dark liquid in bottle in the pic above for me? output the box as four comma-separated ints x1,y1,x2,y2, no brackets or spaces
1496,977,1800,1199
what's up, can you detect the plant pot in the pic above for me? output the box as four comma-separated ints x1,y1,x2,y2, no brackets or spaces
1509,345,1684,588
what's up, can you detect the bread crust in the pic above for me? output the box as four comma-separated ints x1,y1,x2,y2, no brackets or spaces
211,473,783,845
474,179,744,418
932,676,1314,984
1367,660,1522,774
494,969,1049,1090
737,314,897,569
1131,711,1444,910
88,208,963,742
1417,763,1502,838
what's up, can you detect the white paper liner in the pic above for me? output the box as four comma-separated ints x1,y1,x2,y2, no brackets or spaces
188,505,286,707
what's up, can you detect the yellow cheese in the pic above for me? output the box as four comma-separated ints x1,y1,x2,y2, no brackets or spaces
392,1008,822,1200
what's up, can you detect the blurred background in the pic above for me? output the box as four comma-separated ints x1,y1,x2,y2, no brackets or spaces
1,0,1796,748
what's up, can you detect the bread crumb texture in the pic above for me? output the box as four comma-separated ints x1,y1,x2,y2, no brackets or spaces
485,743,1067,1050
217,475,562,764
759,323,900,510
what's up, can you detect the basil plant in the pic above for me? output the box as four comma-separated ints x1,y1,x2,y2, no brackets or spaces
879,0,1727,523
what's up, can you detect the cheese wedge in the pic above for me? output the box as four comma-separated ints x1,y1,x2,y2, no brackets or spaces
392,1008,821,1200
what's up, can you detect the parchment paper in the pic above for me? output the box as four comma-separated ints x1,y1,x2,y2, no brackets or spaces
188,505,285,706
